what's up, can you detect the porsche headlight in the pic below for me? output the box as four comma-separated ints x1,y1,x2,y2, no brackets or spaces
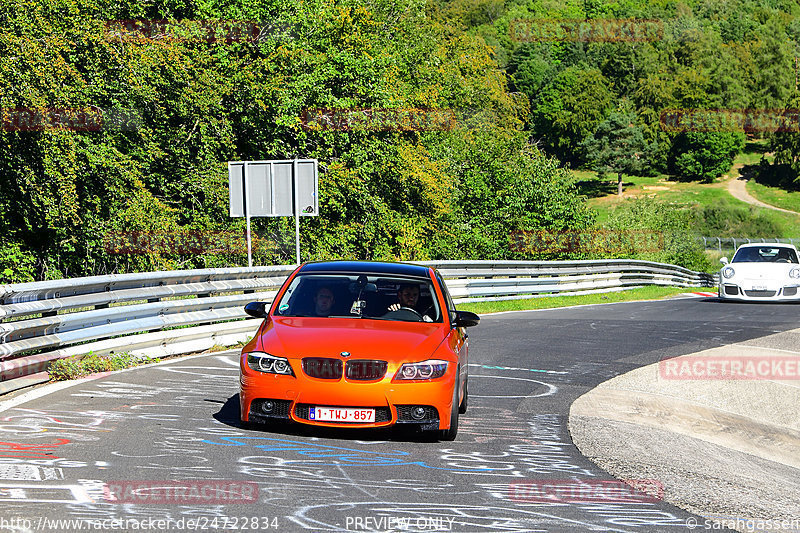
722,266,735,279
790,268,800,279
246,352,295,376
395,359,448,380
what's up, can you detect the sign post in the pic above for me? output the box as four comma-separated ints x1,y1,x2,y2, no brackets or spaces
228,159,319,266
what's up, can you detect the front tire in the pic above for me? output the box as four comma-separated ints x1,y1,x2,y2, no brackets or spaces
459,375,468,414
440,375,460,441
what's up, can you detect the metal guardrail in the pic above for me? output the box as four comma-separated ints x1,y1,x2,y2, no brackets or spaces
0,260,714,394
700,237,800,251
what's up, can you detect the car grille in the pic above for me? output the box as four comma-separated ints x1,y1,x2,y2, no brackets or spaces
784,287,798,296
723,285,739,296
294,404,392,423
302,358,343,379
744,290,776,297
346,360,388,381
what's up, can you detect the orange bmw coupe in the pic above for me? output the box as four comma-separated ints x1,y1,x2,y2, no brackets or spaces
239,261,479,440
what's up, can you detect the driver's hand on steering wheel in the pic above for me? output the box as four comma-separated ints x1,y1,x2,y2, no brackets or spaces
388,303,401,312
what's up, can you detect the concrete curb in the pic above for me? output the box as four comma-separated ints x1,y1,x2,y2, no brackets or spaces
569,329,800,532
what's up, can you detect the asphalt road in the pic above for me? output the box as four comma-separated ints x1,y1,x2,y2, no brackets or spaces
1,295,797,533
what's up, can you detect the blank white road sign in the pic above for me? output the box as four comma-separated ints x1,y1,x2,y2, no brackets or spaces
228,159,318,217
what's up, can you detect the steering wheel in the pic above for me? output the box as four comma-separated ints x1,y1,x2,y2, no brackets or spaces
776,258,791,263
383,307,424,322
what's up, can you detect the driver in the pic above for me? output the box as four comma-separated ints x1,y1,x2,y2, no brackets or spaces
388,283,433,322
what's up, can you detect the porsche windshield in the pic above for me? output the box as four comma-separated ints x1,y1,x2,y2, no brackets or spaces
732,247,799,263
273,273,443,322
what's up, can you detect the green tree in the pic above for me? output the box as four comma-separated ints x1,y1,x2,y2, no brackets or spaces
668,130,745,182
532,66,615,162
769,96,800,182
581,110,649,195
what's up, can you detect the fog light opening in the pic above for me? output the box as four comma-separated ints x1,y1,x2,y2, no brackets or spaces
412,407,426,420
261,401,275,414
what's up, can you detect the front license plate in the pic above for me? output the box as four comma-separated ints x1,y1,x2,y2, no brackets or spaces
309,407,375,423
752,285,768,291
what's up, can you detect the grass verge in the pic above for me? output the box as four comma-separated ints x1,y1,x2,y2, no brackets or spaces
746,180,800,214
48,352,160,381
459,286,698,314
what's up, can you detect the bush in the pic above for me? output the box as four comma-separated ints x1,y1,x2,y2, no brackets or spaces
0,240,36,284
668,131,746,182
48,353,158,381
603,198,714,272
692,201,783,238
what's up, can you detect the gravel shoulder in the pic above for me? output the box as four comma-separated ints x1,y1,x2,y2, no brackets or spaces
569,327,800,532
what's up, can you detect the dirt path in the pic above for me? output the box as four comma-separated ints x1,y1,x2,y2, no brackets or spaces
726,163,799,214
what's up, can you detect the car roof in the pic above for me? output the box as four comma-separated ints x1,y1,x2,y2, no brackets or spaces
298,260,433,279
736,243,798,250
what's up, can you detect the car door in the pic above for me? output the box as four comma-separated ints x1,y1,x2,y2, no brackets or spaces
435,271,468,390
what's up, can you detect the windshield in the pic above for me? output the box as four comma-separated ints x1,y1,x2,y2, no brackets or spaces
732,246,799,263
273,273,442,322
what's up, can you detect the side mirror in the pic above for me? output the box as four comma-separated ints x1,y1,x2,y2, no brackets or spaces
719,257,729,265
244,301,268,319
453,310,480,328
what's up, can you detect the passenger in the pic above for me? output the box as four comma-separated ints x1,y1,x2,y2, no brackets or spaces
313,287,335,317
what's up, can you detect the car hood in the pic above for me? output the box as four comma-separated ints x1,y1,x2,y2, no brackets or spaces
724,263,797,279
255,317,448,362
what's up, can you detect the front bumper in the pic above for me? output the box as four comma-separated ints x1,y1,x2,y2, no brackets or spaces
240,358,455,430
718,283,800,301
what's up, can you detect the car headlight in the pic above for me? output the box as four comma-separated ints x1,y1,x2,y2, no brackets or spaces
395,359,448,380
790,268,800,279
722,266,735,279
246,352,295,376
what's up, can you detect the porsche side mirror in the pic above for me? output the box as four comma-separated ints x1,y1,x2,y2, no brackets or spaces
244,301,268,319
719,257,729,265
453,310,480,328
